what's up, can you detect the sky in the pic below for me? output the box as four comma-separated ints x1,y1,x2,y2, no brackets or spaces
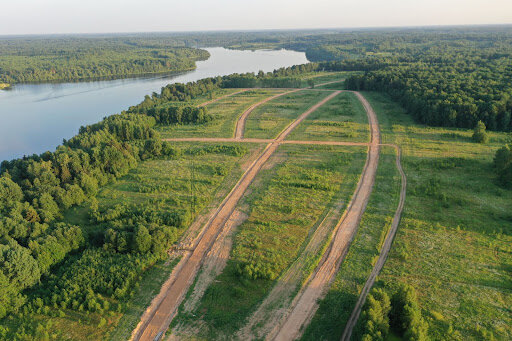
0,0,511,35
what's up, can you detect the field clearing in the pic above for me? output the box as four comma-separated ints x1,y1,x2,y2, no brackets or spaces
157,89,283,138
360,92,512,340
171,144,367,338
300,71,356,87
244,90,332,139
287,91,369,143
301,147,401,340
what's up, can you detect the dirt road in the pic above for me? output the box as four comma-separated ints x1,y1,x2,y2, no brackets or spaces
132,91,341,341
162,137,369,147
270,91,381,341
340,144,407,341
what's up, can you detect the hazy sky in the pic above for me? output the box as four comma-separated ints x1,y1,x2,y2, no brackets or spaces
1,0,511,35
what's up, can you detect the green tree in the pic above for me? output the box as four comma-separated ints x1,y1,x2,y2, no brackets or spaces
472,121,488,143
390,284,428,341
133,225,152,253
360,288,391,341
494,144,512,187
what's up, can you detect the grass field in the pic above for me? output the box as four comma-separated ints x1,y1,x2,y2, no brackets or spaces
300,147,401,340
172,144,367,338
287,91,369,142
157,89,283,138
244,90,332,139
356,92,512,340
300,72,356,88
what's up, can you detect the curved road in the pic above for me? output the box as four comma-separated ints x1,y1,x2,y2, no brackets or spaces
270,91,381,341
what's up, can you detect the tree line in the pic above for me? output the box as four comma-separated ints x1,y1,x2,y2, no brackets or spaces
0,37,209,84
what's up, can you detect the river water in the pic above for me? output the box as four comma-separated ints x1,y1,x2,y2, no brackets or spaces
0,47,307,162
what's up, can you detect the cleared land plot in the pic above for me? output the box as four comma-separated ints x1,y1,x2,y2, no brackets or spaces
360,92,512,340
287,91,369,143
172,144,367,339
300,71,357,87
243,90,332,139
300,147,401,340
157,89,284,138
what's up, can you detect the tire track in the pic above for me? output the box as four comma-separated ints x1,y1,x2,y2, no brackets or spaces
132,91,341,341
340,143,407,341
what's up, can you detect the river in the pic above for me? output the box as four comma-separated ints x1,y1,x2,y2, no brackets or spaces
0,47,308,162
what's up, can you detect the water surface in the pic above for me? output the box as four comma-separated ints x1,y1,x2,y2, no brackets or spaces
0,47,308,162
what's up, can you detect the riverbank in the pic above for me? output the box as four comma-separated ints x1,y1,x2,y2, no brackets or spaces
0,83,10,90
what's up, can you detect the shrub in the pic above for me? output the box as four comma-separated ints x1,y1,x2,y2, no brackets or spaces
472,121,488,143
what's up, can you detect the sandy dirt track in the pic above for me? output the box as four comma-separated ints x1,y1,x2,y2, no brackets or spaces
162,137,369,147
269,91,381,341
340,144,407,341
132,91,341,341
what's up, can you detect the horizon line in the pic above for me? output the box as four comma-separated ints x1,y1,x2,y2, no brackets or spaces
1,22,512,38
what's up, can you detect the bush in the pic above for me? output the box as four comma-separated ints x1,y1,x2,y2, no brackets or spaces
494,144,512,188
472,121,488,143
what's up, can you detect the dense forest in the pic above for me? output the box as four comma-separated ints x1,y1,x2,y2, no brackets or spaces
0,36,209,83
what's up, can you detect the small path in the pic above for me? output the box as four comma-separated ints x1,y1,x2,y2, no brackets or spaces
132,91,341,341
269,91,381,341
340,143,407,341
162,137,369,147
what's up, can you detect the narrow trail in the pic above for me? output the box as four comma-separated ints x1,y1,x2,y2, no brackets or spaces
340,143,407,341
162,137,369,147
132,91,341,341
269,91,381,341
234,89,301,139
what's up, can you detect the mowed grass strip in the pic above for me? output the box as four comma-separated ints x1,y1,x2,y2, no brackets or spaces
177,144,367,337
301,147,401,340
244,90,332,139
287,91,369,143
157,89,284,138
362,92,512,340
